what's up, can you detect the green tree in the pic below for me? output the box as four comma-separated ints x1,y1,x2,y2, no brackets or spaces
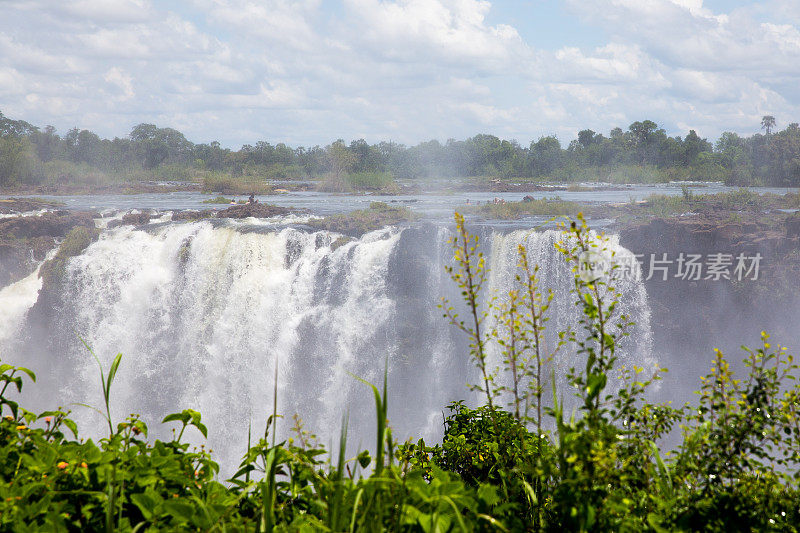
577,129,597,148
326,139,356,179
628,120,661,165
0,135,36,186
761,115,776,135
529,136,562,176
683,129,712,165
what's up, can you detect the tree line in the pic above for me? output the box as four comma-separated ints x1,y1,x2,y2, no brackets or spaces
1,109,799,188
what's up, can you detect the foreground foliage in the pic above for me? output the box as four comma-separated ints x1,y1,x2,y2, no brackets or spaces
1,213,799,531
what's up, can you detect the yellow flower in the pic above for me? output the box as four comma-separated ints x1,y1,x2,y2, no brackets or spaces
80,462,88,469
57,461,69,470
15,425,26,431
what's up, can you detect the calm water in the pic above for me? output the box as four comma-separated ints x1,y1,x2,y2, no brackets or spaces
6,182,797,221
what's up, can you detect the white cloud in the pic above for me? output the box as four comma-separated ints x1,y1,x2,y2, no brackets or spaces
59,0,155,23
0,0,797,146
0,67,27,97
343,0,528,67
104,67,135,100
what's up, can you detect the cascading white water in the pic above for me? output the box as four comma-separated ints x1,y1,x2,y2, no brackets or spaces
0,261,47,346
4,219,655,475
483,230,655,412
44,221,407,470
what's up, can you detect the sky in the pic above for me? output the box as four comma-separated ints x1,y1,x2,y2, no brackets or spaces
1,0,799,148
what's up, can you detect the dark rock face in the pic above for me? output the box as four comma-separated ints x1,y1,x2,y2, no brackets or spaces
619,217,794,258
617,216,800,394
0,211,97,286
0,237,54,287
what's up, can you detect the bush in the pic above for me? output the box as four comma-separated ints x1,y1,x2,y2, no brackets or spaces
201,195,234,204
201,172,273,194
469,197,580,219
317,171,400,193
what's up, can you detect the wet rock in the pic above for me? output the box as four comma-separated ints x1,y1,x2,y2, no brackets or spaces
107,212,152,228
307,202,416,237
0,236,55,287
28,226,101,328
0,211,95,239
0,211,97,286
0,197,64,214
173,210,214,222
618,217,792,257
216,203,295,219
330,236,352,251
785,214,800,238
172,203,301,222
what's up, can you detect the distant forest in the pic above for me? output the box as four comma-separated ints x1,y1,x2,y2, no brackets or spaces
1,110,799,189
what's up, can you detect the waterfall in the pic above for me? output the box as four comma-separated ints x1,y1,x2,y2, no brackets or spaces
0,260,48,347
3,219,655,475
484,230,655,412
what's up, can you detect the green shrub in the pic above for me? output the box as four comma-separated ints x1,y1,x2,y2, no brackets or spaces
307,202,416,235
317,171,400,193
39,225,100,288
201,195,234,204
347,171,398,192
201,172,273,194
469,197,580,219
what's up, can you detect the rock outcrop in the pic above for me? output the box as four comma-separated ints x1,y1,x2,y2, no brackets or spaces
0,211,97,286
618,217,797,258
172,203,299,222
216,203,295,219
0,198,65,214
617,215,800,391
107,212,152,228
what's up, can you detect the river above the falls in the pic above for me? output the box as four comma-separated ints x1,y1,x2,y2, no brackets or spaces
8,182,796,220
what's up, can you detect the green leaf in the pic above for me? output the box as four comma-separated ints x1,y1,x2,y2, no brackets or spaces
163,500,195,523
162,412,190,425
17,366,36,383
106,353,122,395
6,399,18,418
357,450,371,469
131,492,159,520
477,483,501,507
586,373,607,398
62,418,79,438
